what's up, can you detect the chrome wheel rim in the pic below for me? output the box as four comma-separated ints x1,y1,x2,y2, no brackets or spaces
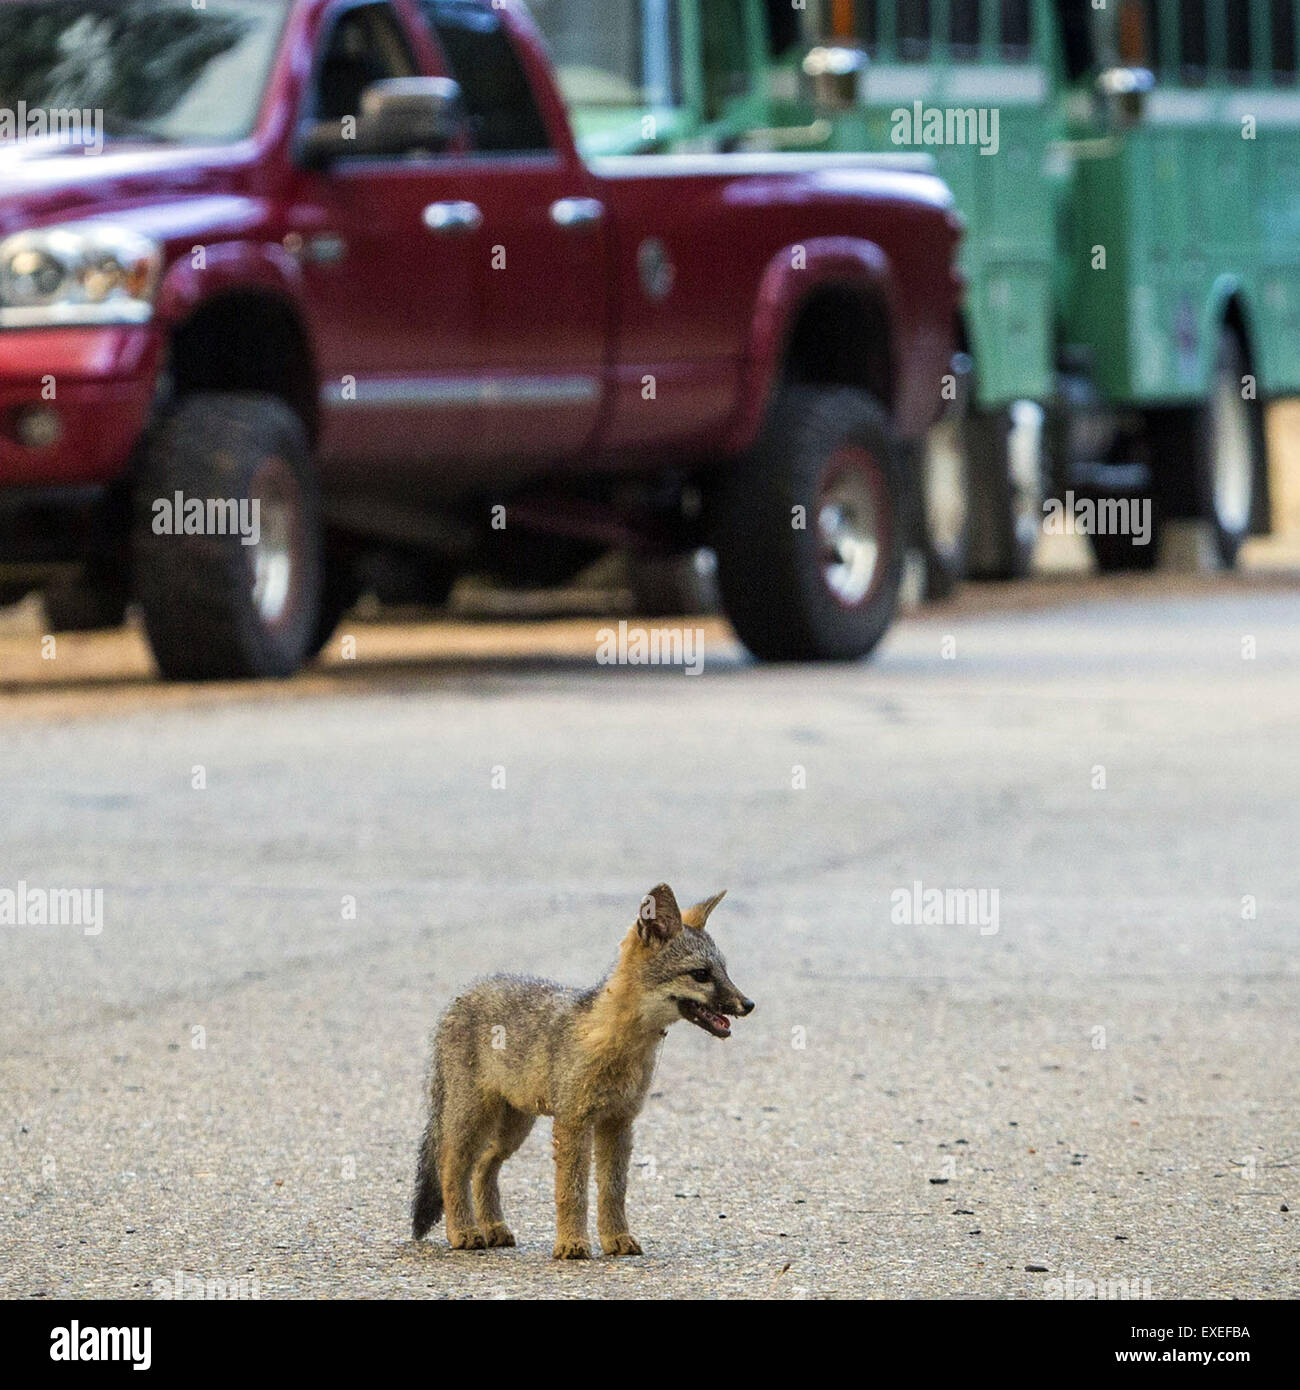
249,456,298,628
818,447,885,608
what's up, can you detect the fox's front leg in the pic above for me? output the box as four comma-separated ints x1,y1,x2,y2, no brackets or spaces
552,1119,593,1259
595,1118,642,1256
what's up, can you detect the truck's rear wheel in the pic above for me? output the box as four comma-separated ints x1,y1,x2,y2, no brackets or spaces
43,572,129,633
917,355,974,599
1142,326,1268,570
712,385,905,662
966,400,1045,580
133,392,322,681
628,549,720,616
1088,501,1162,572
1198,326,1266,568
1076,457,1162,573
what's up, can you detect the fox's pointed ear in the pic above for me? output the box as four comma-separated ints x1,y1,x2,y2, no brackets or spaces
682,890,727,930
637,883,683,945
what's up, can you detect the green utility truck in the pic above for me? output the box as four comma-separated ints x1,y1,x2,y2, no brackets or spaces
527,0,1299,593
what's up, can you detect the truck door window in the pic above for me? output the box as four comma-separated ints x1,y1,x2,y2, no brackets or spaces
897,0,931,61
528,0,681,108
1225,3,1253,83
1059,0,1099,81
999,0,1031,60
857,1,880,55
1143,2,1163,73
313,3,416,124
950,0,982,60
702,0,750,120
1179,0,1209,85
419,0,551,152
1273,0,1298,79
765,0,803,58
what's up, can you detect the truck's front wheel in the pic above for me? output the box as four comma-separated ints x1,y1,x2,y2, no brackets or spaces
712,386,905,662
133,393,322,681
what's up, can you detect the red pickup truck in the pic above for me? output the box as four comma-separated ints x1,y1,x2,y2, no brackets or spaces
0,0,960,679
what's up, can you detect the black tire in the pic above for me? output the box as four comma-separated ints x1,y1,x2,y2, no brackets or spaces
965,401,1045,580
365,550,458,608
917,354,974,600
1077,461,1162,573
133,392,322,681
1195,327,1267,568
43,575,129,632
628,549,720,616
711,385,906,663
1142,327,1268,570
480,531,604,590
308,551,365,662
1089,517,1161,572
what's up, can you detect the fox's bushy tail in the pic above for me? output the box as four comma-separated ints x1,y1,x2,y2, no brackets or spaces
411,1053,444,1240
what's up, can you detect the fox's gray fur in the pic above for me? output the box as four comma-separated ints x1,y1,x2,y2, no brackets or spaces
411,883,753,1258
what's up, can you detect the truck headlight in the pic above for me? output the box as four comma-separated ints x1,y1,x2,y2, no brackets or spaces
0,224,161,328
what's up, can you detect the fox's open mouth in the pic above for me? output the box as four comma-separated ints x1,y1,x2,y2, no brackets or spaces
678,999,731,1038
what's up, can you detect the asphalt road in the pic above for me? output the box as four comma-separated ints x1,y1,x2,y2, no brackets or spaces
1,575,1297,1299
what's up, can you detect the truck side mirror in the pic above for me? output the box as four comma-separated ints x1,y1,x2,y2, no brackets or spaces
1094,66,1155,127
298,77,465,168
801,45,869,114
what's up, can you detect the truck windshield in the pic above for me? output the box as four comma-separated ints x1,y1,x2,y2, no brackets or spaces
526,0,679,108
0,0,289,147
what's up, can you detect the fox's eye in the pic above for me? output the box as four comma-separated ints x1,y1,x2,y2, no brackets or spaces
689,968,711,983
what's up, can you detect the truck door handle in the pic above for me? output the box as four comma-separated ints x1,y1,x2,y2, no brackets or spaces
550,197,605,229
423,201,483,236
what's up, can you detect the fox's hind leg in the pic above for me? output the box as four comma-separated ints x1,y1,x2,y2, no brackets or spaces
441,1091,493,1250
473,1102,534,1248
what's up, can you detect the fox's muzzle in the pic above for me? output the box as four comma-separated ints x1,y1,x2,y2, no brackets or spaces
719,988,754,1017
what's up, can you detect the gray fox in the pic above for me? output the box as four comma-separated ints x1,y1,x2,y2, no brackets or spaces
411,883,753,1258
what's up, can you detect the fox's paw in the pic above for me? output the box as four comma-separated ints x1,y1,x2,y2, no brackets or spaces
601,1233,643,1257
448,1227,487,1251
552,1238,592,1260
483,1222,516,1248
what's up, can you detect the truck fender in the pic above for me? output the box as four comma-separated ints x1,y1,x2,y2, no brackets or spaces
1201,274,1258,391
155,240,309,331
728,237,897,456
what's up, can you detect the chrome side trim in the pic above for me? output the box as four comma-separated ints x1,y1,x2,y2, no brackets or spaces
320,376,601,409
590,150,937,178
